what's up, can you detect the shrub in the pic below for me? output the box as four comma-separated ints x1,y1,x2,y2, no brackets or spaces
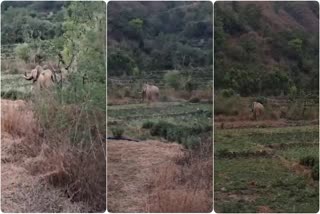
189,97,200,103
184,78,198,93
142,120,155,129
288,85,298,101
221,88,235,98
111,127,124,138
15,43,31,63
166,127,185,142
256,96,267,105
312,163,319,180
182,136,201,150
150,121,173,137
299,156,317,167
164,70,181,90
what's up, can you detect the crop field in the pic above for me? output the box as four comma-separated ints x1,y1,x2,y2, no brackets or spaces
214,125,319,213
107,102,213,141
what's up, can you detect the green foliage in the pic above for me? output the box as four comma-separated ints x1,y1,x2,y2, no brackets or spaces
107,2,213,73
1,3,65,44
142,120,155,129
184,76,198,93
311,163,319,180
164,70,181,90
108,51,136,76
15,43,31,62
241,4,262,30
111,127,124,138
182,135,201,150
300,156,319,181
299,156,317,167
221,88,235,98
214,2,319,95
288,85,298,101
256,96,267,105
143,120,211,149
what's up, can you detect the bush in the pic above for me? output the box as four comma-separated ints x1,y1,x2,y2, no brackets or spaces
289,85,298,101
142,120,155,129
164,70,181,90
256,96,267,105
15,43,31,63
189,97,200,103
166,127,185,142
182,136,201,150
111,127,124,138
221,88,235,98
184,78,198,93
299,156,317,167
312,163,319,180
150,121,174,137
300,156,319,181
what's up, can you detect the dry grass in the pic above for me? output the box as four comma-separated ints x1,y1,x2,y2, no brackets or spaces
30,94,106,212
1,97,106,212
145,139,213,212
1,99,37,137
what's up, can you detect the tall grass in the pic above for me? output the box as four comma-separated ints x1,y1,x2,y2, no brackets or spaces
27,80,106,212
145,138,213,212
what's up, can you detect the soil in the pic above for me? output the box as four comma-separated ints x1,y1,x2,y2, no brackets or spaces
107,140,184,212
1,99,87,212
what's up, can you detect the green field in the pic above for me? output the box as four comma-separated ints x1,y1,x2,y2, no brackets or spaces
107,102,213,142
214,126,319,213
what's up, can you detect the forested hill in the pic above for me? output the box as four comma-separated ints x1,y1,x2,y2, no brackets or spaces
107,1,213,77
1,1,68,44
214,1,319,96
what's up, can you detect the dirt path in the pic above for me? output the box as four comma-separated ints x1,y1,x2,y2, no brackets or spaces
107,140,184,212
1,99,86,212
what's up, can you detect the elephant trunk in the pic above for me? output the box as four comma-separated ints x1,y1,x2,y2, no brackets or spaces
24,71,33,80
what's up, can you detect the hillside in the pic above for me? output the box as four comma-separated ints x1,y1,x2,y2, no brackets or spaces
1,2,67,44
107,1,213,77
214,1,319,96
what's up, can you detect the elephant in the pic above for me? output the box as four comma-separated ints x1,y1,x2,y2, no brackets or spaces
142,83,160,104
24,65,55,90
251,101,264,120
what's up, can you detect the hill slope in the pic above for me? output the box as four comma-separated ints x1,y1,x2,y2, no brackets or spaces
214,1,319,96
107,2,213,76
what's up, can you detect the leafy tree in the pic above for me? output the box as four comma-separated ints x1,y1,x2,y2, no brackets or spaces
15,43,31,63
